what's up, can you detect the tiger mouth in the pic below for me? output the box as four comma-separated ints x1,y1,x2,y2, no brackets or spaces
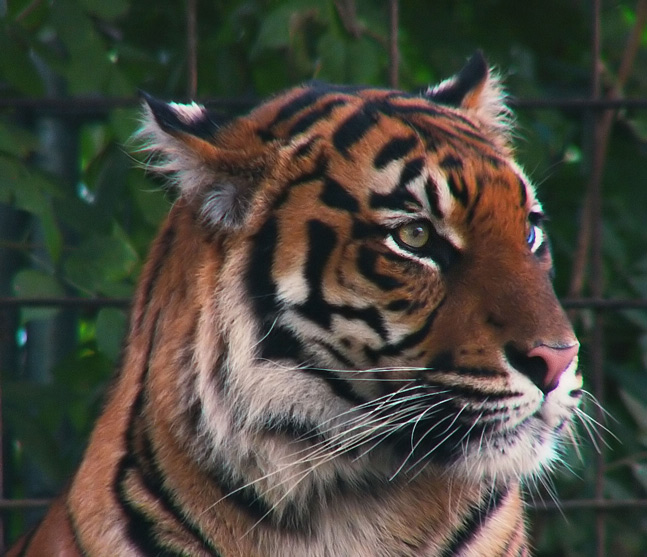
351,368,581,474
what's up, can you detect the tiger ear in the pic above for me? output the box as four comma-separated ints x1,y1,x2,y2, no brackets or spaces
424,51,512,144
138,93,258,230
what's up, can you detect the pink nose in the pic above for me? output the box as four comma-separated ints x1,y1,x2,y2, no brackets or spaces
527,343,579,393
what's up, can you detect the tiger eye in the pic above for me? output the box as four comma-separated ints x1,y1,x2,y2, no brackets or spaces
397,222,431,249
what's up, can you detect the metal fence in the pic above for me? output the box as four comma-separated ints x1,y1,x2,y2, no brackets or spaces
1,1,647,555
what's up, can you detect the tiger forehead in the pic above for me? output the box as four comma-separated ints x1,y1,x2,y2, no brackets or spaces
241,84,536,230
249,84,496,153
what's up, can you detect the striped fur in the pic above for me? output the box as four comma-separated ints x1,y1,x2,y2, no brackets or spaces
10,52,580,556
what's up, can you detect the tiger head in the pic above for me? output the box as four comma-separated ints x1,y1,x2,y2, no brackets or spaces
139,52,582,489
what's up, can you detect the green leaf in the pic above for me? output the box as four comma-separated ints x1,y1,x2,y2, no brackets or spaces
316,32,346,82
252,5,295,53
346,36,382,84
634,463,647,493
0,123,37,157
63,226,139,294
0,25,44,95
13,269,63,298
49,0,113,93
95,308,127,362
131,176,171,227
78,0,129,20
0,157,46,214
12,269,64,322
39,201,63,262
0,157,63,214
619,389,647,433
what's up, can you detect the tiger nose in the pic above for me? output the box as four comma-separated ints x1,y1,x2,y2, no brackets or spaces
527,343,579,394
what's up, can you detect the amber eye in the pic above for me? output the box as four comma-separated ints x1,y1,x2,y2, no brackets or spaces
396,222,431,250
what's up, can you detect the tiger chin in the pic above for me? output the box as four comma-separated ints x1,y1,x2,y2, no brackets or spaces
10,52,583,557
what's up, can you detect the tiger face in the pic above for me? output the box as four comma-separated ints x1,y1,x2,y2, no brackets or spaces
141,53,582,490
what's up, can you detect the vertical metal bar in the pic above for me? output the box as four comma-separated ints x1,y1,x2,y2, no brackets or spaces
388,0,399,88
589,1,606,556
186,0,198,98
0,373,4,553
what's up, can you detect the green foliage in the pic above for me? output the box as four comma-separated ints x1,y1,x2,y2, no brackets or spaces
1,1,646,554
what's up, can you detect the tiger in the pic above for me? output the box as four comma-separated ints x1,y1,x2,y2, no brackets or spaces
9,51,583,557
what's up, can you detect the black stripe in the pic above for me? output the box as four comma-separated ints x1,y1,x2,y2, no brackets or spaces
293,137,317,158
365,299,444,361
246,217,280,324
398,157,425,189
314,339,356,369
400,120,441,151
288,99,346,136
374,136,418,168
465,189,482,225
260,414,324,443
117,426,224,555
427,350,453,370
333,105,380,158
357,246,403,290
258,325,305,362
439,486,509,557
296,296,389,341
377,100,443,119
265,153,329,213
446,172,470,207
440,155,463,171
369,186,421,211
303,364,368,406
401,114,492,152
295,219,334,329
208,459,308,532
427,381,522,401
425,177,443,218
386,299,410,312
303,218,337,320
351,219,383,240
299,220,390,340
393,104,483,137
208,461,276,523
141,433,224,554
377,100,485,137
320,177,359,212
117,412,179,555
114,311,223,556
271,88,326,126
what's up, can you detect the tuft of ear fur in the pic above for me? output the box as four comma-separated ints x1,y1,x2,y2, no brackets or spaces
425,51,513,147
136,93,258,230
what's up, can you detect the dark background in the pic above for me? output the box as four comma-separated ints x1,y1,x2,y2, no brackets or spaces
1,1,646,555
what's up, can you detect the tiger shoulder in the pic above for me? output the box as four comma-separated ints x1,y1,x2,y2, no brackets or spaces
9,51,583,557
